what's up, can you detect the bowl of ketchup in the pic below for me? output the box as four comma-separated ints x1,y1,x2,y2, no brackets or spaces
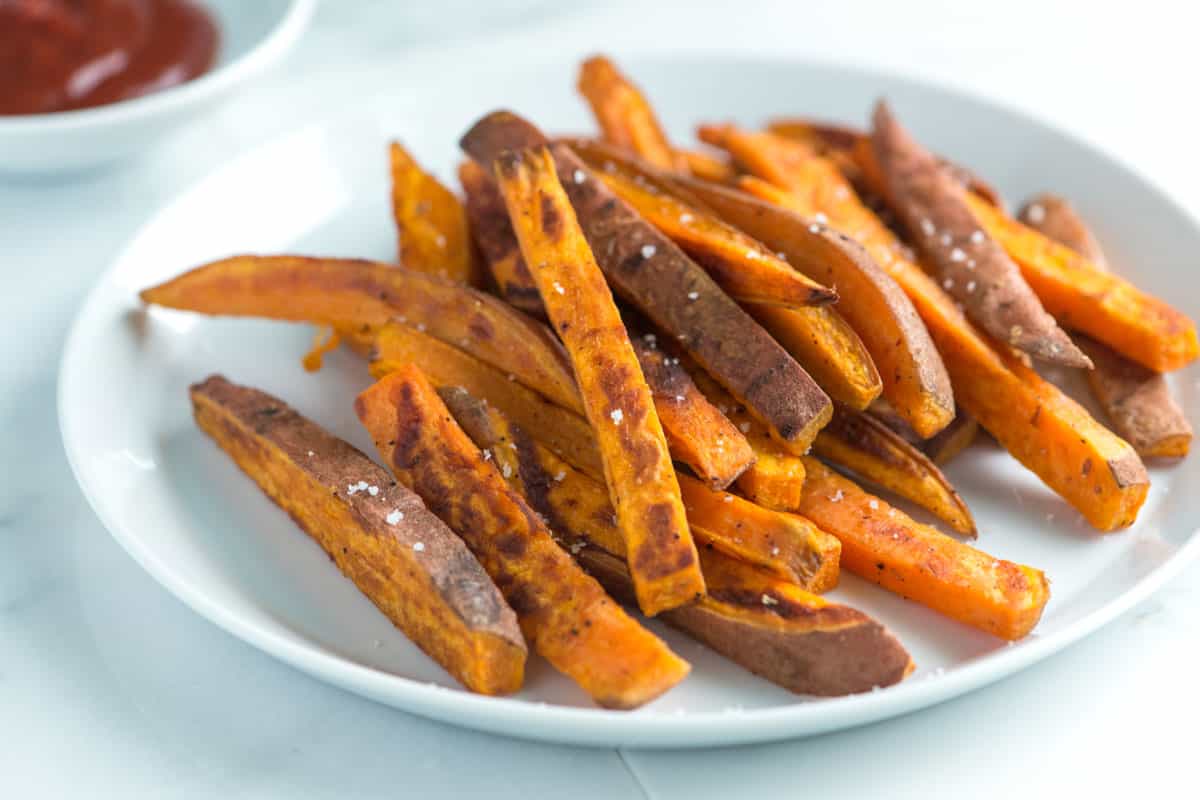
0,0,314,173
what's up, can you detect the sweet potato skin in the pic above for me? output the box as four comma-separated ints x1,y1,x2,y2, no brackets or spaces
191,375,525,695
967,193,1198,372
723,139,1151,530
813,407,976,536
577,55,682,171
868,105,1090,368
389,142,481,285
669,173,954,437
1016,194,1192,457
369,322,603,480
458,160,544,315
441,386,911,695
460,112,832,449
356,368,690,709
798,458,1050,640
139,255,580,413
493,145,703,617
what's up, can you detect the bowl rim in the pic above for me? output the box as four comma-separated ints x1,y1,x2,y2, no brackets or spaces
0,0,316,131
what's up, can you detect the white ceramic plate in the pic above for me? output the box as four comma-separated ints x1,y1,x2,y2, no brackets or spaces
59,51,1200,748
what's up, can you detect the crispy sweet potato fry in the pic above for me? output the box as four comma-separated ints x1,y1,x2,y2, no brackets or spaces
592,168,838,309
663,173,954,437
460,112,832,449
967,193,1199,372
798,458,1050,640
191,375,526,695
458,160,544,315
577,55,682,171
441,386,911,695
812,407,976,536
369,322,603,480
746,303,882,411
493,145,703,616
677,474,841,592
867,106,1090,368
685,366,808,510
708,126,1150,529
389,142,481,285
1017,194,1192,457
629,334,755,488
356,368,689,709
139,255,581,412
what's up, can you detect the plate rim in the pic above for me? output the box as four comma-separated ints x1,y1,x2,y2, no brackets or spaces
57,46,1200,748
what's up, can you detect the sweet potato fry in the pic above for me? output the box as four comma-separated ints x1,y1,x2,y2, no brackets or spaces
461,112,832,449
920,409,980,465
369,322,603,480
577,55,682,171
592,168,838,309
457,160,544,315
493,145,703,616
812,407,976,536
1017,194,1192,457
191,375,526,695
389,142,481,285
798,457,1050,640
663,173,954,437
967,192,1199,372
139,255,580,412
679,148,736,183
746,303,882,411
707,125,1150,529
356,368,689,709
685,365,808,510
441,386,911,695
868,105,1091,368
677,475,841,592
629,334,755,489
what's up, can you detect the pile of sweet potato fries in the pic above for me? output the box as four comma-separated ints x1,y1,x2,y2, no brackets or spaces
142,55,1196,707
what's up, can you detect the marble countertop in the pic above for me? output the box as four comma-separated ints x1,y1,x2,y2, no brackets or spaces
3,1,1198,796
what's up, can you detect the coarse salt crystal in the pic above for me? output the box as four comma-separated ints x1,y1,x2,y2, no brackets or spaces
610,409,624,424
745,250,761,260
552,281,565,295
501,463,513,478
830,489,844,502
569,541,586,554
970,230,985,244
307,450,315,457
435,234,446,248
723,495,733,503
814,212,828,224
943,278,954,290
367,485,379,496
966,280,977,293
739,422,750,433
347,480,369,495
808,223,822,233
386,510,404,525
868,499,879,510
413,542,425,552
644,333,657,344
481,449,492,461
553,471,566,482
776,251,788,261
675,394,685,402
641,244,657,259
949,247,966,262
940,232,952,246
771,546,780,556
920,218,936,237
1026,203,1045,223
416,322,426,332
687,291,699,300
761,594,779,606
679,213,693,224
573,169,586,184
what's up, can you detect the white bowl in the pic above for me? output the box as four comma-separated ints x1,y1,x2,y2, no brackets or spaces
0,0,314,175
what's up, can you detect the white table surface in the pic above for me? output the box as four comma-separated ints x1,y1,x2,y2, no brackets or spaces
3,1,1198,796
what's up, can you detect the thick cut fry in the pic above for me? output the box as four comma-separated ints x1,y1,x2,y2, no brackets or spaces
593,168,838,308
139,255,580,412
711,125,1150,529
190,375,526,695
664,173,954,437
867,107,1090,368
440,386,911,695
813,407,976,536
746,303,882,411
458,160,544,315
389,142,481,285
1017,194,1192,457
677,475,841,592
369,322,603,480
355,368,689,709
461,112,832,449
798,458,1050,640
493,145,703,616
686,366,808,510
577,55,682,171
629,334,755,489
968,193,1199,372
